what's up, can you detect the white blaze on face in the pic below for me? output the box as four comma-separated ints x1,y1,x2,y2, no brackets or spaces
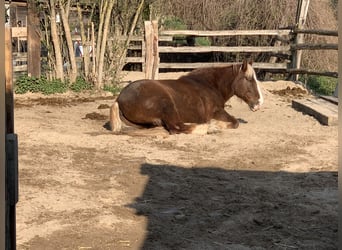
253,72,264,107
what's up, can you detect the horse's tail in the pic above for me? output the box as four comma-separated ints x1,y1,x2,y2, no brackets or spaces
109,101,122,132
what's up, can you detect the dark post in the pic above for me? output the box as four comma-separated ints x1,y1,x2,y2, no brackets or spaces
1,0,6,248
5,22,19,250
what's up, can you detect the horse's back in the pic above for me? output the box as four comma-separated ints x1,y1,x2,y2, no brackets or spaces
118,79,172,101
118,79,203,107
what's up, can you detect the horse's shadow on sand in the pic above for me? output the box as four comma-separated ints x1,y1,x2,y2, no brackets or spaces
128,163,337,250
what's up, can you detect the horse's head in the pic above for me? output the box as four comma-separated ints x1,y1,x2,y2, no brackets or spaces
232,60,264,112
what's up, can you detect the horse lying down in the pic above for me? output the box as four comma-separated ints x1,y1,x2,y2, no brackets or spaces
110,60,263,135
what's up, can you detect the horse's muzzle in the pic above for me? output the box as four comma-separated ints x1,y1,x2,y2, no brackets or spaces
250,103,261,112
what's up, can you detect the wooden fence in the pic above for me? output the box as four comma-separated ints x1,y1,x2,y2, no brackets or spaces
10,23,338,81
157,29,291,72
140,21,338,80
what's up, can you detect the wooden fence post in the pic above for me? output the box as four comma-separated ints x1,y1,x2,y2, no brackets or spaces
151,20,159,80
144,20,159,79
141,38,146,73
144,21,152,79
291,0,310,81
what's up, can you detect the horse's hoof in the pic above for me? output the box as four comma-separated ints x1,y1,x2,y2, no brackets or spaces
227,121,239,129
207,127,222,134
233,121,239,129
190,123,209,135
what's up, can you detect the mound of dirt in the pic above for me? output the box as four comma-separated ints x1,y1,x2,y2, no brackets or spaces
270,86,308,97
83,112,108,121
97,104,111,109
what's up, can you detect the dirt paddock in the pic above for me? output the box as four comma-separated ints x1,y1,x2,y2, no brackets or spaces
15,72,338,250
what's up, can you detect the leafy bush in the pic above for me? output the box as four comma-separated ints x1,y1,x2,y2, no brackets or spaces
15,76,67,95
15,75,122,95
162,16,187,30
15,76,41,94
305,75,337,95
40,78,68,95
103,84,121,95
195,37,211,46
70,76,94,93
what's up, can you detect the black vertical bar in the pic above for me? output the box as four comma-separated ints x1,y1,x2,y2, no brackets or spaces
5,9,17,248
6,134,18,250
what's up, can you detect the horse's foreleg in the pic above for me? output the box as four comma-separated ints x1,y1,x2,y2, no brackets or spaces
225,113,239,129
109,102,122,132
185,123,209,135
212,110,239,129
164,122,196,134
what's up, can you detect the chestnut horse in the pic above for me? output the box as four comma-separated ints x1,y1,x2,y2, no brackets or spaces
110,60,263,134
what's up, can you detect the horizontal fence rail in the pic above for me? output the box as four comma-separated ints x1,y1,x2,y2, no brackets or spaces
290,43,338,50
292,29,338,36
158,46,291,53
158,62,288,70
159,29,291,37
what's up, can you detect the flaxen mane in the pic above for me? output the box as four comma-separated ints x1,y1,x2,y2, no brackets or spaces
244,63,256,80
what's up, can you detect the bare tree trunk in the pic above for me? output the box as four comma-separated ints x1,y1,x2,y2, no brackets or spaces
49,0,64,80
91,22,96,76
117,0,145,70
95,0,108,70
77,3,90,79
41,11,53,80
59,0,77,83
27,0,41,77
65,0,71,17
97,0,116,88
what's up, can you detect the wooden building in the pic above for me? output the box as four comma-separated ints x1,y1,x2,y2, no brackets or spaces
5,0,41,78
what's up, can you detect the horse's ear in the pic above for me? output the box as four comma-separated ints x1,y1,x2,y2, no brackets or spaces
241,60,248,72
248,59,253,66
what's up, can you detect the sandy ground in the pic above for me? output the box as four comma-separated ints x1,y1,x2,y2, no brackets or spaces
15,71,338,250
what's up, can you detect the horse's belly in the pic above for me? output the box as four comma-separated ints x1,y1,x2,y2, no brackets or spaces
118,80,210,125
176,106,208,123
117,81,168,124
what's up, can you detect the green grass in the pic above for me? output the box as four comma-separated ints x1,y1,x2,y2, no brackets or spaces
69,77,94,93
15,75,124,95
15,75,91,95
162,16,187,30
302,75,338,96
15,76,68,95
103,84,122,95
